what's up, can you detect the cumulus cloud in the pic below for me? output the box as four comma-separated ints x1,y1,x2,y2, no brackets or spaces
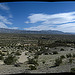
24,11,75,32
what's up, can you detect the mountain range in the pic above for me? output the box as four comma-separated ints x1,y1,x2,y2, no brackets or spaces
0,28,73,34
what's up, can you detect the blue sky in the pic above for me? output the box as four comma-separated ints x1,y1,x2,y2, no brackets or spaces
0,1,75,32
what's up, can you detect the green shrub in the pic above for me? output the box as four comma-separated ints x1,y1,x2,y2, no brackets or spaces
44,53,48,55
0,55,3,60
4,55,17,65
42,60,45,64
60,48,64,51
66,53,72,58
54,57,62,66
73,53,75,57
28,58,38,66
29,65,36,70
71,68,75,72
15,51,21,56
60,55,65,59
53,51,58,54
69,58,72,64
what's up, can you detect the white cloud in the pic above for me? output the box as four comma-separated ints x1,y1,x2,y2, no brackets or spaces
8,27,18,29
55,23,75,32
0,22,8,28
24,11,75,32
25,21,29,24
25,12,75,24
0,3,9,10
0,15,12,25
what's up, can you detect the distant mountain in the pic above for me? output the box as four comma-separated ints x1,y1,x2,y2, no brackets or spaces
0,28,71,34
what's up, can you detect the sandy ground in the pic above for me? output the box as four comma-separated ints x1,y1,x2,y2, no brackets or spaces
18,51,28,63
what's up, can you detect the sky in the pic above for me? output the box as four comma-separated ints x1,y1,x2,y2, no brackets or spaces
0,1,75,32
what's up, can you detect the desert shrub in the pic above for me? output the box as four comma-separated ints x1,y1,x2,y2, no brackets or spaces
70,49,73,51
4,55,17,65
0,51,2,55
69,58,73,64
66,53,72,58
1,53,5,56
72,53,75,57
71,68,75,72
54,57,62,66
44,53,48,55
15,51,21,56
42,60,45,64
60,55,65,59
0,55,3,60
34,55,39,59
60,48,64,51
25,53,27,55
29,65,36,70
53,51,58,54
27,58,38,66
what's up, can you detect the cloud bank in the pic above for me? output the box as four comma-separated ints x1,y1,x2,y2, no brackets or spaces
24,11,75,32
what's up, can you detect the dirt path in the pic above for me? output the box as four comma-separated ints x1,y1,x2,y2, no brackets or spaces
18,52,28,63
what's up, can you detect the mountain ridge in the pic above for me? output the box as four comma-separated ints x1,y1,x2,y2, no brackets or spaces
0,28,73,34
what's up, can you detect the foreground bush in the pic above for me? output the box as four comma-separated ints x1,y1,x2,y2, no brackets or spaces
71,68,75,72
27,58,38,66
29,65,36,70
4,55,17,65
